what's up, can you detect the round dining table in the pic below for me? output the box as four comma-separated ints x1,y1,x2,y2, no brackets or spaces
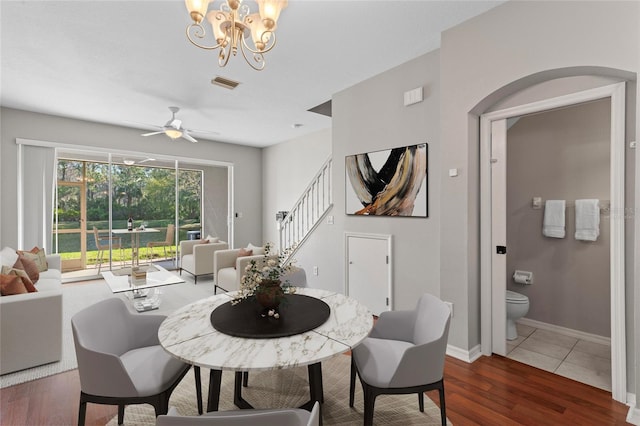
158,287,373,413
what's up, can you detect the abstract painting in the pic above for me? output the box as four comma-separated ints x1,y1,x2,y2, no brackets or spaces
345,143,428,217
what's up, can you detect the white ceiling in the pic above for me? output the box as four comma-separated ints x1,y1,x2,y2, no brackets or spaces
1,1,503,147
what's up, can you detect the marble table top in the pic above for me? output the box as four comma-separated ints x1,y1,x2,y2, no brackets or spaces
158,287,373,371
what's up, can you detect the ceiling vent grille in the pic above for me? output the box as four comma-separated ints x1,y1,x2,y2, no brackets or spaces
211,76,240,90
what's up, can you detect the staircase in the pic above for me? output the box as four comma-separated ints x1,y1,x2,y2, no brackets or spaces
279,157,333,263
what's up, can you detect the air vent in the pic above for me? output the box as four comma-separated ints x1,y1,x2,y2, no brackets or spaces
211,76,241,90
307,100,332,117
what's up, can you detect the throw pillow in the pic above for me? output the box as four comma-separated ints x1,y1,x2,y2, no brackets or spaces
200,239,210,244
0,246,18,269
0,266,37,293
16,247,48,272
0,274,28,296
235,248,253,269
247,243,265,255
205,235,220,243
13,254,40,284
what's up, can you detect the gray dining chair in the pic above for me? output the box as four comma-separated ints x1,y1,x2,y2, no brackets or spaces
71,297,191,426
349,293,451,426
156,401,320,426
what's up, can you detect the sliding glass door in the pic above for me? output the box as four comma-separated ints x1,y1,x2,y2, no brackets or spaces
54,153,220,278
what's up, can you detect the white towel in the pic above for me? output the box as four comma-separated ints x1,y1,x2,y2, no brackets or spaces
543,200,566,238
575,199,600,241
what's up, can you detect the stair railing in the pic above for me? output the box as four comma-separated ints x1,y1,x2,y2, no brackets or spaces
279,157,332,263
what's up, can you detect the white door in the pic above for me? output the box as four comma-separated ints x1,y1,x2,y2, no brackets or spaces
345,233,391,315
490,119,508,356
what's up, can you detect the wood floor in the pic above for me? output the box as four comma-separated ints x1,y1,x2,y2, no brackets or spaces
0,354,632,426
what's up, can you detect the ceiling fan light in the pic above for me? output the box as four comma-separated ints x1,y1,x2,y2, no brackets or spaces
165,129,183,139
185,0,210,24
256,0,287,30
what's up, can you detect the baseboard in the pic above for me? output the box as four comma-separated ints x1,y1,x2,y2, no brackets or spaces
517,317,610,346
628,406,640,425
446,344,482,363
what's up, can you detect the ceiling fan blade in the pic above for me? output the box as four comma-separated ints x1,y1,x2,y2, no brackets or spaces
190,128,220,135
141,131,164,137
182,132,198,143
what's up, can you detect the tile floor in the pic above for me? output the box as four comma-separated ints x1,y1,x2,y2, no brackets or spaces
507,323,612,392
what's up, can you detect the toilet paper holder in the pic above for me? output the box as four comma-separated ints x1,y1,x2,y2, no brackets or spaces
513,270,533,285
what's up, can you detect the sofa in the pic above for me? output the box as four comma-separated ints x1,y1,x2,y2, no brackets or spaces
0,252,63,375
179,239,229,284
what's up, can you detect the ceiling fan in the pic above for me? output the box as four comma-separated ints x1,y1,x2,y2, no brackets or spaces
141,106,203,143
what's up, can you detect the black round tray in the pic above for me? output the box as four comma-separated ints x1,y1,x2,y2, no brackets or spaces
210,294,330,339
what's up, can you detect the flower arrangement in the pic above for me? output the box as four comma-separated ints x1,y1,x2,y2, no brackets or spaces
232,242,297,307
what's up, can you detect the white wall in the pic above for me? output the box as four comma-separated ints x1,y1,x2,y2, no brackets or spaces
0,107,264,249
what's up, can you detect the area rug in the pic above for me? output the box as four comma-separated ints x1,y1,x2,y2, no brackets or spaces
0,274,215,388
107,354,451,425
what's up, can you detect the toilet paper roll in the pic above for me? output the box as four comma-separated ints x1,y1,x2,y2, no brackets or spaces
513,270,533,285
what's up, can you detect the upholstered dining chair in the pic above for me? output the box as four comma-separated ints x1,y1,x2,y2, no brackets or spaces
71,298,192,426
92,226,123,273
147,224,175,262
156,401,320,426
349,293,451,426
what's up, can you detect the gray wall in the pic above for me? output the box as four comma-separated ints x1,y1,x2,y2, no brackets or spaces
262,128,331,248
0,107,263,250
438,0,637,393
263,0,639,400
264,50,442,305
506,99,611,337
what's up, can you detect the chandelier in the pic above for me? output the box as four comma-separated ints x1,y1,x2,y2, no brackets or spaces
184,0,288,71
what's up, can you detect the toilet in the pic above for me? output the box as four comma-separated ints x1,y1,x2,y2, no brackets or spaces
506,290,530,340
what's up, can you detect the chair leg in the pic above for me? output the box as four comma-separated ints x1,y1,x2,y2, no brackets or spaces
96,248,103,273
117,404,125,425
363,384,377,426
419,391,424,412
438,381,447,426
195,366,203,415
243,371,249,387
77,395,87,426
349,357,356,407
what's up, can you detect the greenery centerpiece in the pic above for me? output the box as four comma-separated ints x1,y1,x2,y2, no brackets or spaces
232,242,296,318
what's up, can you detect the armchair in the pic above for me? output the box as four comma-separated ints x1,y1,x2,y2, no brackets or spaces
349,293,451,426
71,298,191,426
179,239,229,284
213,246,278,294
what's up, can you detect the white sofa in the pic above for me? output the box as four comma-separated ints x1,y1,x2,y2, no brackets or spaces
179,239,229,284
0,253,63,375
213,247,278,294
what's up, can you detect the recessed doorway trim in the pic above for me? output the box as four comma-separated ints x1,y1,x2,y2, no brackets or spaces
479,82,626,402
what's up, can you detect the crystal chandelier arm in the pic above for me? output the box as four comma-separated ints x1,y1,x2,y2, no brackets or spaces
185,22,225,50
